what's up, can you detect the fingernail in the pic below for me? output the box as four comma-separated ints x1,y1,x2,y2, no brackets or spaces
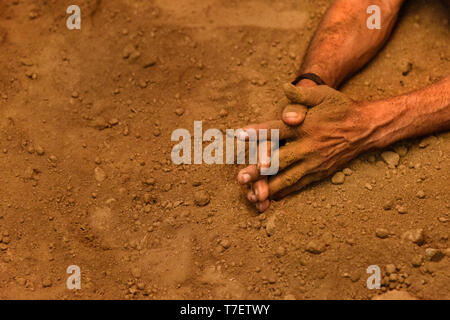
240,173,250,184
284,112,298,119
254,188,259,199
248,193,256,202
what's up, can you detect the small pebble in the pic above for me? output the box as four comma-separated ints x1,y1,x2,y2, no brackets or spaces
175,108,185,116
194,190,210,207
343,168,353,176
35,145,45,155
385,264,396,275
220,239,231,249
411,255,423,267
331,172,345,185
42,277,52,288
394,145,408,157
219,109,228,117
425,248,444,262
402,229,425,246
419,136,436,148
381,151,400,169
396,205,407,214
376,228,389,239
383,200,393,211
416,190,425,199
305,240,326,254
94,167,107,182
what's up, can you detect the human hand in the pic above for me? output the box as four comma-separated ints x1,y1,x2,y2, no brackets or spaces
238,84,375,212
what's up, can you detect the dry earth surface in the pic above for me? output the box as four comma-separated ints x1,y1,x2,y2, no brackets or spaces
0,0,449,299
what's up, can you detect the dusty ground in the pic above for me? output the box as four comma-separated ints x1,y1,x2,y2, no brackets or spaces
0,0,449,300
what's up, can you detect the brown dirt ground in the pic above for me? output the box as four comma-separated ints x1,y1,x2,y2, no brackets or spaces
0,0,449,300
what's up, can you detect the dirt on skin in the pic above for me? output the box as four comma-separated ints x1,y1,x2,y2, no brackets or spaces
0,0,449,300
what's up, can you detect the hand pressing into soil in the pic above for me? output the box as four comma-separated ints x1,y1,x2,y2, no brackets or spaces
238,84,369,211
235,80,315,212
238,76,450,212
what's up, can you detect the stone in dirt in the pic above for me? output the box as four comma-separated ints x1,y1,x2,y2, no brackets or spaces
194,190,210,206
122,44,137,59
91,117,108,130
305,240,326,254
383,200,394,210
394,145,408,157
375,228,389,239
342,168,353,176
381,151,400,168
364,183,373,191
396,205,407,214
331,171,345,185
385,264,396,274
143,57,158,68
419,135,437,148
94,167,107,182
35,145,45,155
42,277,52,288
220,239,231,249
425,248,444,262
416,190,425,199
411,255,423,267
402,228,426,246
175,108,185,116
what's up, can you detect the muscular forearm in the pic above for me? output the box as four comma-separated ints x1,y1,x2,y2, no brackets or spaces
365,76,450,149
297,0,405,88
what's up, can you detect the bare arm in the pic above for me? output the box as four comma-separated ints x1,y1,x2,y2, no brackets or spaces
283,0,405,125
297,0,405,88
366,76,450,149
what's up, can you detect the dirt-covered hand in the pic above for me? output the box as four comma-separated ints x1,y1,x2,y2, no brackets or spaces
238,84,375,211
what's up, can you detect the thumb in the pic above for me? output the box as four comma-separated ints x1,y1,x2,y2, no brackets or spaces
283,83,335,107
282,104,307,126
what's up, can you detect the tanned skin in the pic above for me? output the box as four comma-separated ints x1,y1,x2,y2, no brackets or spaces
237,0,450,212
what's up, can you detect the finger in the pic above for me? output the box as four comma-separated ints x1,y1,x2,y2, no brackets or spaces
268,161,312,196
282,103,308,126
276,141,311,172
238,139,274,184
247,189,257,203
237,165,260,185
270,172,325,200
253,178,269,202
255,199,270,213
239,120,296,141
283,83,334,107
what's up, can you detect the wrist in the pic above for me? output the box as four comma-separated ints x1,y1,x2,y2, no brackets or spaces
295,78,318,88
359,100,405,150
